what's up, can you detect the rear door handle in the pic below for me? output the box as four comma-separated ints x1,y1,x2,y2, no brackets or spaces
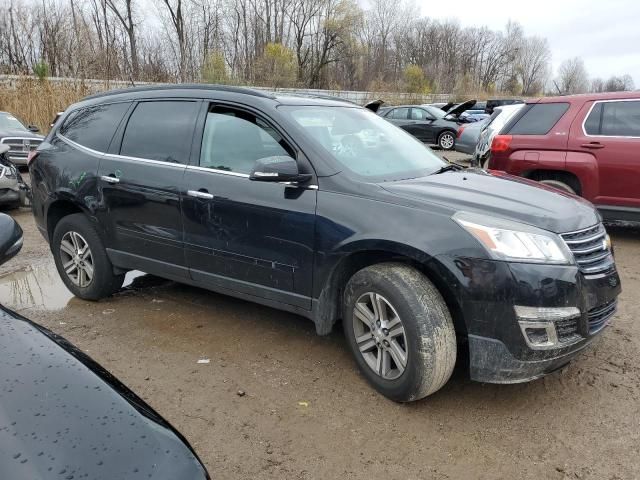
581,142,604,149
187,189,214,200
100,175,120,184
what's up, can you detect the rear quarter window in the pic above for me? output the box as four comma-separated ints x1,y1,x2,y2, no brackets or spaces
59,102,130,151
506,103,569,135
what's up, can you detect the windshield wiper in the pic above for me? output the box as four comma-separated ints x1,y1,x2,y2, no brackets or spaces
431,163,463,175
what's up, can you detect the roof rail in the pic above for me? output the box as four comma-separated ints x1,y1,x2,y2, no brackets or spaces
82,83,275,101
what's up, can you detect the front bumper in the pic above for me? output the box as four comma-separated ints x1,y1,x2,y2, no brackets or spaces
432,254,621,384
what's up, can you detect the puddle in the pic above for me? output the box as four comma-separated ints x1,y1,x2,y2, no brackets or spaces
0,259,147,312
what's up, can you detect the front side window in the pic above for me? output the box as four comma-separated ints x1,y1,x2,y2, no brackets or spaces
601,101,640,137
410,108,432,121
281,105,445,181
59,102,130,151
507,103,569,135
120,101,198,164
199,106,294,174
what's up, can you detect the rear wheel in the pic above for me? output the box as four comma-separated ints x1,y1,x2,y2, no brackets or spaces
343,263,457,402
437,131,456,150
52,213,124,300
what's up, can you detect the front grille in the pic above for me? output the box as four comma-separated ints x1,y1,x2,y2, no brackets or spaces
0,137,42,163
588,299,617,333
561,223,614,275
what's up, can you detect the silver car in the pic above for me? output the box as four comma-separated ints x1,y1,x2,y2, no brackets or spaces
474,104,524,168
0,144,22,208
454,118,490,155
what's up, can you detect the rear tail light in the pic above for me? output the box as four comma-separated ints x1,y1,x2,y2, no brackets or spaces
27,150,39,166
491,134,512,153
457,126,465,138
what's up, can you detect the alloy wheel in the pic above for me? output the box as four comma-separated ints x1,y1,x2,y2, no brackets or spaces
439,132,455,149
60,231,94,288
352,292,408,380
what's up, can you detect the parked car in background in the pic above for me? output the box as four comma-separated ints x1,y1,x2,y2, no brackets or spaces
474,104,524,167
0,213,210,480
380,103,470,149
30,85,621,402
488,92,640,221
459,110,490,122
455,118,490,155
0,145,24,209
0,111,44,167
485,98,524,114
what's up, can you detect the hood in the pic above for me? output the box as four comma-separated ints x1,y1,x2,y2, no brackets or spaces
0,129,44,139
440,102,455,112
0,306,210,480
446,100,477,118
381,169,599,233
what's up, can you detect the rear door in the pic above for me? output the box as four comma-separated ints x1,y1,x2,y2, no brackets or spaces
181,102,317,308
97,99,200,278
571,99,640,208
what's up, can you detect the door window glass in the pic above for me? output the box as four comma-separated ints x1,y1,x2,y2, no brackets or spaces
601,101,640,137
410,108,432,120
199,106,294,174
388,108,409,120
59,102,130,151
584,103,603,135
120,101,198,163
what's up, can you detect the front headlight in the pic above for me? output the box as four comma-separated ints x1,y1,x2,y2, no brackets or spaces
453,211,573,264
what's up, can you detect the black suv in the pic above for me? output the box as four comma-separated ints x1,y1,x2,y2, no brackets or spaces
30,85,621,402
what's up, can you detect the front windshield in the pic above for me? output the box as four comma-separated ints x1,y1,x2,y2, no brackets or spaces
423,106,445,119
0,113,27,131
280,106,445,180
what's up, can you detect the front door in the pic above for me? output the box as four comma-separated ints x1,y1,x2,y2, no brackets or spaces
408,107,437,142
97,99,200,278
571,99,640,209
182,103,317,308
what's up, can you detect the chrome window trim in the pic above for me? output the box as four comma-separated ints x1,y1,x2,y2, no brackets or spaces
58,133,186,169
581,98,640,139
186,165,250,178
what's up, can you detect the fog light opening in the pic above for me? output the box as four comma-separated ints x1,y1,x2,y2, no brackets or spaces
515,306,581,350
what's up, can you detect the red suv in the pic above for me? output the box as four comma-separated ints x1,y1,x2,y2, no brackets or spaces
489,92,640,221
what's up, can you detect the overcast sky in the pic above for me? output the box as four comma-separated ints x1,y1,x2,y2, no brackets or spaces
418,0,640,88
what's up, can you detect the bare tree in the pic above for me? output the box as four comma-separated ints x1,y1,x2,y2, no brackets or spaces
517,36,550,95
105,0,139,78
557,57,589,94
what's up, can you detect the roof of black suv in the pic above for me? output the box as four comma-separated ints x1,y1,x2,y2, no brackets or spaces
81,84,353,108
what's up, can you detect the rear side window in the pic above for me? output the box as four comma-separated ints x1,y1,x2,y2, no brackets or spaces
59,102,130,151
507,103,569,135
601,101,640,137
584,102,603,135
120,101,198,164
388,108,409,120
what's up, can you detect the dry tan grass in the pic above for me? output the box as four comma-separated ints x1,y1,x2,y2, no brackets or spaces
0,79,93,133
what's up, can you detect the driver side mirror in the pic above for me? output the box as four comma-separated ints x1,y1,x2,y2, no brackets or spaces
0,213,23,266
28,125,40,133
249,156,312,184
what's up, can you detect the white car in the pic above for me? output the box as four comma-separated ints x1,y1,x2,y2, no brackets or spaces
474,104,524,168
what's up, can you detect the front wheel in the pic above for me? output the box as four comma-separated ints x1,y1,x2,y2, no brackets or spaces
343,263,457,402
52,213,124,300
437,131,456,150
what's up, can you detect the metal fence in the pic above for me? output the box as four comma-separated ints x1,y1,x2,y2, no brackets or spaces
0,74,451,105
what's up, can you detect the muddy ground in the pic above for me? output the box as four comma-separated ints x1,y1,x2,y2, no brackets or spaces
1,171,640,479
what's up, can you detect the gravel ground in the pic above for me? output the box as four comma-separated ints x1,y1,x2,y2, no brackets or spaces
1,167,639,480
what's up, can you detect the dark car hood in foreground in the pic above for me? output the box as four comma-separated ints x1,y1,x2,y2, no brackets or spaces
382,169,599,233
0,129,44,139
0,306,209,480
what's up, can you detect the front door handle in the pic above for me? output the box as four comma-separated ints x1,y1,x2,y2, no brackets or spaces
100,175,120,184
187,189,214,200
581,142,604,149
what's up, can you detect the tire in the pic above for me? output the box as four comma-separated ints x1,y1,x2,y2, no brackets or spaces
437,131,456,150
52,213,124,300
343,263,457,402
538,179,576,195
481,156,490,170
